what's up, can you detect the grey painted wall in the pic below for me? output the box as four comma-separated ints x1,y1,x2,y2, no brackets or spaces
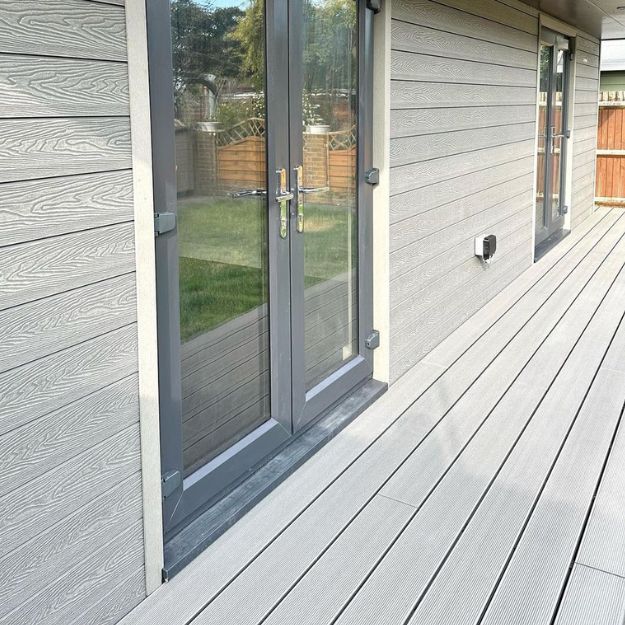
0,1,145,624
388,0,538,382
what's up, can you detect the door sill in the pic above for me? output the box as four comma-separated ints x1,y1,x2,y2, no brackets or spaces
535,228,570,261
162,378,387,580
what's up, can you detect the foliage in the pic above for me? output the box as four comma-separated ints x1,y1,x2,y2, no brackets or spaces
230,0,266,90
171,0,244,112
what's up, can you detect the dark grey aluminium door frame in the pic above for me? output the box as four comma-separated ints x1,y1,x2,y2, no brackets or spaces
288,0,374,430
148,0,293,537
148,0,375,539
536,27,571,247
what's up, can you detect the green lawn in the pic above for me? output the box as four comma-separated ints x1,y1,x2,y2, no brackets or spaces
177,196,354,341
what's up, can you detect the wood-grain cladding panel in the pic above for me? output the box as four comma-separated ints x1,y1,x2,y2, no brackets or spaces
388,0,539,383
0,1,145,623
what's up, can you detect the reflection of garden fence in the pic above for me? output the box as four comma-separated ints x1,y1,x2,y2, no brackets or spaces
175,118,356,198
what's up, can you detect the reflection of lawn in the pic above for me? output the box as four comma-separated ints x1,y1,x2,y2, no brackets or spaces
178,197,353,341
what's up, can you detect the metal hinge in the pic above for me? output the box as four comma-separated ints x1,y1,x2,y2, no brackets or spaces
365,168,380,186
365,330,380,350
154,212,177,236
161,470,182,499
561,205,569,216
367,0,382,13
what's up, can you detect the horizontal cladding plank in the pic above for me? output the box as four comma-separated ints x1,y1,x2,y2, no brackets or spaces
0,473,142,618
391,51,536,87
390,154,535,224
573,139,598,157
432,0,538,34
0,425,141,561
0,273,137,373
390,167,532,250
0,0,127,61
391,217,532,343
0,55,128,118
573,149,597,170
4,520,144,625
69,567,145,625
0,117,131,183
577,50,599,69
572,161,596,182
574,124,598,144
576,60,600,80
392,80,536,109
390,209,531,312
0,323,138,436
577,35,600,56
575,89,600,104
390,138,535,196
390,121,535,167
390,186,532,284
574,102,599,117
0,170,133,247
0,374,138,497
576,77,600,92
391,211,531,322
0,222,135,311
390,237,532,381
498,0,538,15
392,0,537,52
574,113,599,130
391,20,536,70
391,104,536,138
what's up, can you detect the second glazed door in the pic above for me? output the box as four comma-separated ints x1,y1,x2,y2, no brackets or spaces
535,28,571,248
151,0,373,536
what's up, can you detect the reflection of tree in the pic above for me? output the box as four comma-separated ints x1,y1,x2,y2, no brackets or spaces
171,0,244,117
231,0,265,91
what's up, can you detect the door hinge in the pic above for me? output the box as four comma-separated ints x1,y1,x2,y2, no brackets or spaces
561,205,569,215
154,212,177,236
365,330,380,350
367,0,382,13
161,470,182,499
365,168,380,186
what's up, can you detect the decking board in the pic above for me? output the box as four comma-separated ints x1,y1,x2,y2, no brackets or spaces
120,209,625,625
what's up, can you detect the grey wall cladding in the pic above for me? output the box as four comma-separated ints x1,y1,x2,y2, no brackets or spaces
0,1,145,624
388,0,538,382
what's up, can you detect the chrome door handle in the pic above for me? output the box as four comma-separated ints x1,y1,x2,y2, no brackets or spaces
300,186,330,194
293,166,328,233
276,168,292,239
229,189,267,198
294,165,304,233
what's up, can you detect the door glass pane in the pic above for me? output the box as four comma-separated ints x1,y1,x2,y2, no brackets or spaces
171,0,270,476
536,44,550,238
301,0,359,391
551,48,566,221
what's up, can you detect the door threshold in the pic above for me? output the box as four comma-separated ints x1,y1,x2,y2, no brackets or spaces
162,378,387,580
535,228,570,262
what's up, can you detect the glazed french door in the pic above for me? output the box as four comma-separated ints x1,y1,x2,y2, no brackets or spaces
535,28,571,248
149,0,374,537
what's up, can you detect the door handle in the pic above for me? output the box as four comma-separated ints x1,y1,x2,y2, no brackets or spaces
276,168,293,239
229,189,267,198
293,166,329,233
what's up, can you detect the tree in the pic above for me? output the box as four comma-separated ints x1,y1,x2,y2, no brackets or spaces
171,0,244,111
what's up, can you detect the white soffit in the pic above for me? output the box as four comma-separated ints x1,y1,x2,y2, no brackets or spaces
520,0,625,40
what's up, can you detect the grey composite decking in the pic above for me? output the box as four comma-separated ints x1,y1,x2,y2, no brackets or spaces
121,206,625,625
